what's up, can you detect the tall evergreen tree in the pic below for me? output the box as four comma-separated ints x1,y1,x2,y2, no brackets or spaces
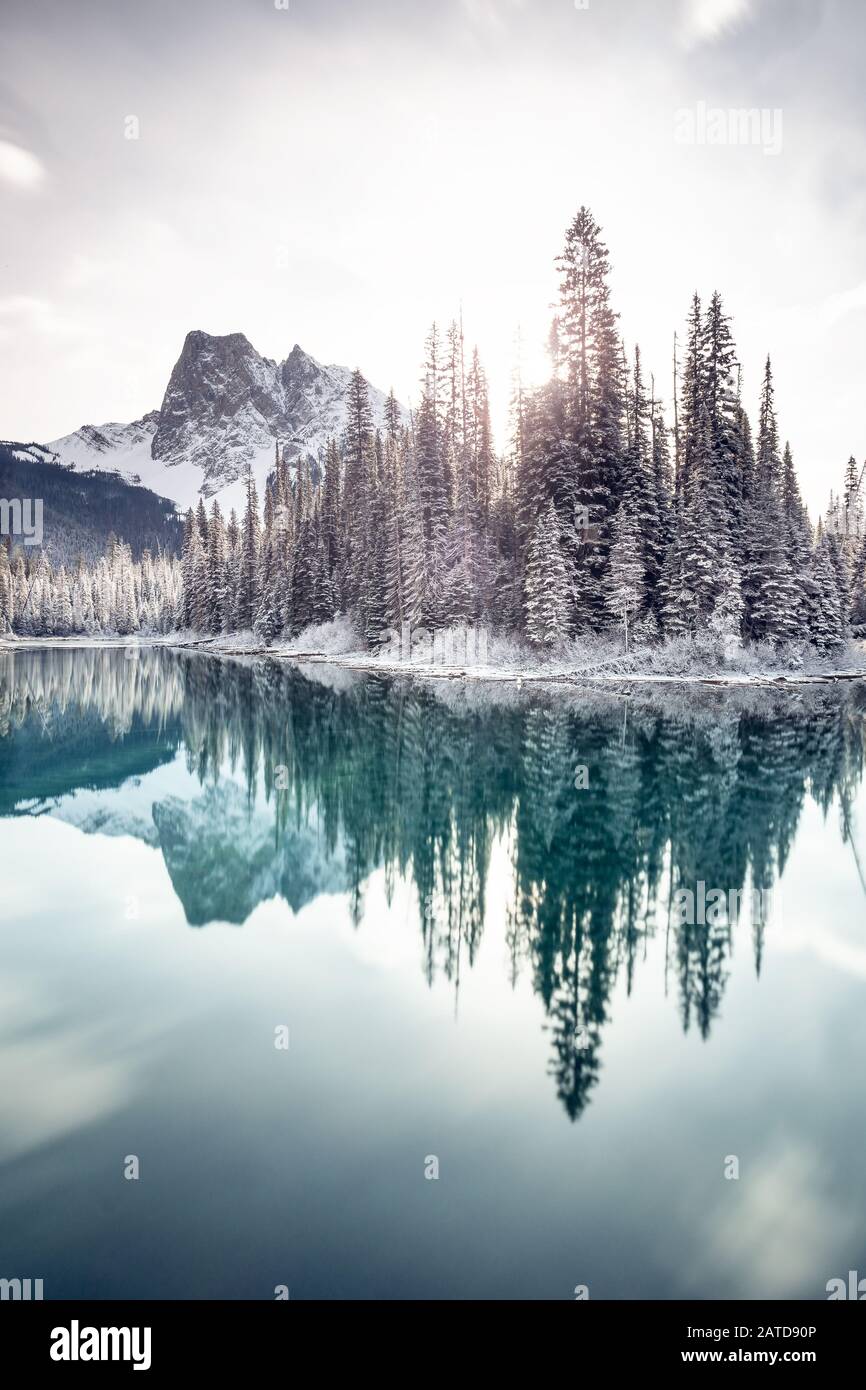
524,501,572,646
604,500,645,650
236,469,261,631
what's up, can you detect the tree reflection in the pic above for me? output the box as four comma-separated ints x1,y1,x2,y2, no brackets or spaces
2,647,864,1120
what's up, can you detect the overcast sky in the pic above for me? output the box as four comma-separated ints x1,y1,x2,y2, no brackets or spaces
1,0,864,511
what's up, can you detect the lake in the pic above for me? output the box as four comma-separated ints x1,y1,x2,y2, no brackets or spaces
1,646,865,1299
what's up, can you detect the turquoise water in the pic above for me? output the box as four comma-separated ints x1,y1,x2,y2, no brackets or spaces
1,647,865,1299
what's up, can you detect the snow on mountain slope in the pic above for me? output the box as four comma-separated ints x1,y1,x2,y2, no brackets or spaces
47,331,403,515
47,409,240,514
152,780,349,925
44,757,350,927
3,441,63,467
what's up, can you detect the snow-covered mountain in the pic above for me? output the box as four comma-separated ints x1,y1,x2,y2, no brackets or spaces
152,781,348,926
46,331,401,514
3,440,64,468
0,436,183,563
40,762,350,927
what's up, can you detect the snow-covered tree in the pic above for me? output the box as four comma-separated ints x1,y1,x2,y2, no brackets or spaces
604,501,645,650
805,531,845,652
524,500,572,646
0,543,12,633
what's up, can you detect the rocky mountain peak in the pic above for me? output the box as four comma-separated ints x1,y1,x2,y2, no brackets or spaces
47,330,404,512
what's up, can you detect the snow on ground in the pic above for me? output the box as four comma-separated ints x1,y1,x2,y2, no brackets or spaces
5,626,866,688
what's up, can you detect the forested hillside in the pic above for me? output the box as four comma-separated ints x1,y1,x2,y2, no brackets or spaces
0,442,183,566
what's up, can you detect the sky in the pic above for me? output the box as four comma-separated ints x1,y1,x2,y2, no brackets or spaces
1,0,865,513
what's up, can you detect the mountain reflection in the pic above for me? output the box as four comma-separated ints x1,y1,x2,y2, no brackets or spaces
2,646,865,1120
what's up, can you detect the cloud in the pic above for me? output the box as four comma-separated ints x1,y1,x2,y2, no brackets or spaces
0,296,78,343
678,0,754,49
819,281,866,330
0,138,45,191
691,1141,853,1296
457,0,524,34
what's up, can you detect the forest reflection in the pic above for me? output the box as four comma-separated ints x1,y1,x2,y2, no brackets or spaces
2,646,865,1121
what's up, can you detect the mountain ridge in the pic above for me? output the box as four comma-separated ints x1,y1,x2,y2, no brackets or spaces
46,330,403,514
0,439,184,564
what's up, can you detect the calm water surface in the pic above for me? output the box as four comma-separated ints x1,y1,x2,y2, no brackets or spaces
1,648,865,1299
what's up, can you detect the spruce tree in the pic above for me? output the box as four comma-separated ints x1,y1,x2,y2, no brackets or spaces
524,501,572,647
206,502,227,633
747,364,799,642
805,532,844,652
702,291,742,533
621,347,664,615
554,207,625,630
0,542,11,633
604,501,645,650
780,441,812,623
236,469,261,631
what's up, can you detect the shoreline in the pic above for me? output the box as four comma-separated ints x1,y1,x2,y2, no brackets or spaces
2,634,866,688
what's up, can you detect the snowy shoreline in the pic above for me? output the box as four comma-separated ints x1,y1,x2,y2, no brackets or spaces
2,632,866,689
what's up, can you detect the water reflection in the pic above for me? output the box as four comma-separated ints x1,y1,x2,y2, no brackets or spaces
2,647,865,1125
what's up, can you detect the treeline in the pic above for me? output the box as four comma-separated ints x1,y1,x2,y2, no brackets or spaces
179,206,864,656
0,536,181,636
4,205,864,652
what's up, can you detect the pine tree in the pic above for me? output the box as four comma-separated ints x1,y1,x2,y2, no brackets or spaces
678,396,733,624
780,441,812,623
236,469,261,631
554,207,625,630
707,549,744,654
756,356,781,492
384,388,402,439
745,362,799,644
187,526,209,632
746,490,799,644
604,501,645,650
206,501,227,633
466,347,495,523
322,438,342,603
524,501,572,646
805,532,844,652
179,509,196,628
54,565,74,637
415,384,449,561
702,291,742,534
621,346,664,615
342,369,376,608
659,530,698,637
400,444,429,626
0,541,11,633
678,293,705,500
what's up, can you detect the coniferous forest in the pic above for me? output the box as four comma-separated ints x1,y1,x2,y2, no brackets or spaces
3,208,865,657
